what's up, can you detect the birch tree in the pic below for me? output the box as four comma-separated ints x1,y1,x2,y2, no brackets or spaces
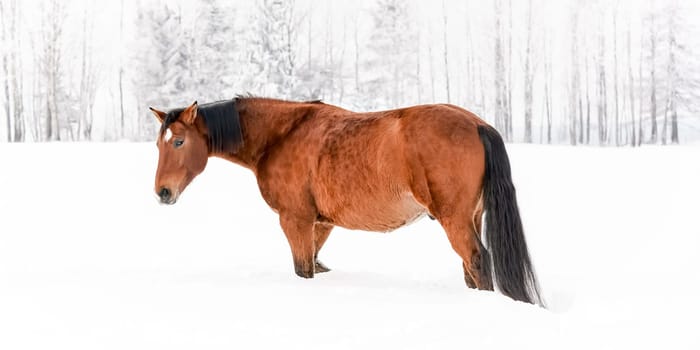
0,1,10,141
493,0,507,138
523,0,534,143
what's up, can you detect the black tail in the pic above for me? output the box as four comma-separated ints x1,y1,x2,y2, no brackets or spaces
478,125,543,306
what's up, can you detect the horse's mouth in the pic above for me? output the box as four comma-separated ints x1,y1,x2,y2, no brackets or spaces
155,192,179,205
159,198,177,205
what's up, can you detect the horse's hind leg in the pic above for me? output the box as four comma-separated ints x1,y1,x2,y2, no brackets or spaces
314,223,333,273
438,212,493,291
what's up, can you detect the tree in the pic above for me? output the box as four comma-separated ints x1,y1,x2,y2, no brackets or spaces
0,0,26,142
118,0,126,139
132,2,191,139
493,0,507,139
362,0,417,109
0,1,10,141
442,0,451,103
190,0,239,102
646,6,658,144
38,0,69,141
523,0,534,143
596,6,608,145
568,4,581,145
246,0,302,99
612,5,621,146
627,17,637,146
658,0,696,144
541,15,553,144
77,2,98,140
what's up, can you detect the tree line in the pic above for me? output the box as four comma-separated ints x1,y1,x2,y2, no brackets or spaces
0,0,698,144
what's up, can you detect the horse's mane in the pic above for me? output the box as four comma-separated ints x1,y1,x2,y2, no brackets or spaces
161,99,243,154
160,96,323,154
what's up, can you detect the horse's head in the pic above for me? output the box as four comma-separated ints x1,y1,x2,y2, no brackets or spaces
150,101,208,205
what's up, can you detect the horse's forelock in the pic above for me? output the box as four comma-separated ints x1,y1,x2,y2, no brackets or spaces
159,108,184,137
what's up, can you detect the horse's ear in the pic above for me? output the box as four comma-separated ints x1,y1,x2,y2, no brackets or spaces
149,107,166,123
182,101,198,125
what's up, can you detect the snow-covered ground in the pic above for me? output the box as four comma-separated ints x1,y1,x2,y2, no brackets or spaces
0,143,698,349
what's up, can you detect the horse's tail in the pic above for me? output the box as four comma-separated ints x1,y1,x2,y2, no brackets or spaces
477,125,543,306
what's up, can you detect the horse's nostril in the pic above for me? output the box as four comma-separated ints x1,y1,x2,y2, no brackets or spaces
159,187,171,201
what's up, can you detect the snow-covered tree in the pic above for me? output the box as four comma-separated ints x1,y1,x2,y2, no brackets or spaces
362,0,418,110
132,2,192,139
245,0,302,99
36,0,70,141
190,0,239,102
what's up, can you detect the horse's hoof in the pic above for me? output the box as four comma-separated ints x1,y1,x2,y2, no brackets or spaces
295,268,314,279
315,260,331,273
294,262,314,278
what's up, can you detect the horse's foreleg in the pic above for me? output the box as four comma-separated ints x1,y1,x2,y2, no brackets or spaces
280,214,316,278
313,223,333,273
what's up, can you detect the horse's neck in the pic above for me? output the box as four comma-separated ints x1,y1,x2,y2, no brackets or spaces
224,99,313,171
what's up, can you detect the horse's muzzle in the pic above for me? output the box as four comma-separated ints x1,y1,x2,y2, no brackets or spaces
158,187,176,205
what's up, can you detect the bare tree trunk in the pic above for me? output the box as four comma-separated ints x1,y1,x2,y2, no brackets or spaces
353,16,359,94
416,28,422,104
577,10,584,145
523,0,533,143
428,26,436,102
543,24,553,144
638,31,644,146
545,72,552,144
613,7,620,146
649,12,657,144
2,59,10,142
43,0,63,141
627,18,636,147
442,0,450,103
78,4,89,140
118,0,125,139
597,17,607,145
670,106,678,143
0,1,11,142
493,0,506,136
505,0,513,141
466,14,476,110
585,49,591,144
324,14,335,102
661,96,668,145
667,4,679,144
29,36,41,141
569,8,579,145
10,1,23,142
337,18,347,104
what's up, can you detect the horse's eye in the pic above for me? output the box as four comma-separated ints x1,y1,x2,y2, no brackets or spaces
174,139,184,148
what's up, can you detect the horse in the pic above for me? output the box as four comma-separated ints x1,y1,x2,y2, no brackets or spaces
150,97,543,306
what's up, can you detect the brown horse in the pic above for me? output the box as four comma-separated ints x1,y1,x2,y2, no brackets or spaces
150,97,543,305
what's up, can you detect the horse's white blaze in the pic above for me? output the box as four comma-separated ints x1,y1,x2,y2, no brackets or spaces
164,128,173,142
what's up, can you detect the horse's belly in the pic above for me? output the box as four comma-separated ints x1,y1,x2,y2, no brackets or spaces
319,192,427,232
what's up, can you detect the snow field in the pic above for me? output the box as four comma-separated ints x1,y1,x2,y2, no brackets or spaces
0,143,698,349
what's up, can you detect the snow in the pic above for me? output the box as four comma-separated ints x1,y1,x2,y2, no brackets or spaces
0,143,698,349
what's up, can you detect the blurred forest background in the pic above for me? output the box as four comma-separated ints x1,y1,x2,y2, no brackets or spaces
0,0,698,145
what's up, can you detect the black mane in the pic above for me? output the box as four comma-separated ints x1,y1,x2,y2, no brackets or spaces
161,99,243,154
